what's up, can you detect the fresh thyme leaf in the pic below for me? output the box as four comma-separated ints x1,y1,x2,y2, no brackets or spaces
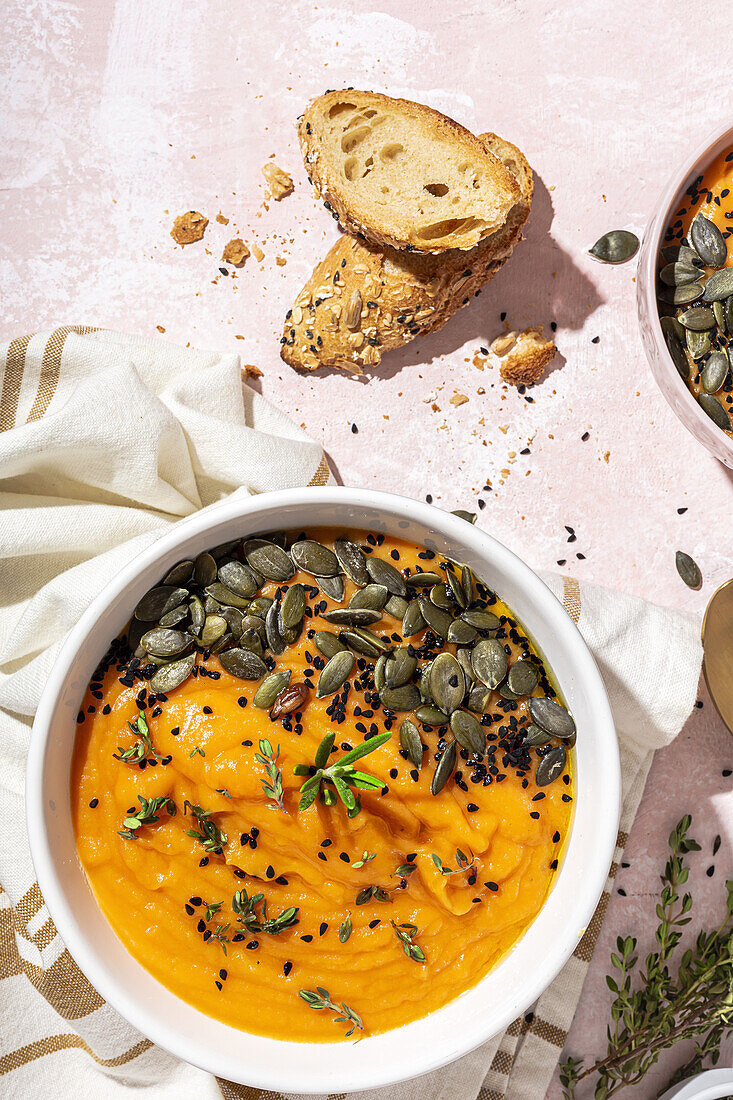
113,711,162,764
232,888,299,935
352,851,376,869
339,913,353,942
295,732,390,813
355,884,391,905
255,738,286,812
183,800,227,854
391,919,426,963
205,900,223,922
560,815,733,1099
117,794,176,839
394,862,417,876
431,848,474,876
207,922,230,955
298,986,364,1037
190,746,205,758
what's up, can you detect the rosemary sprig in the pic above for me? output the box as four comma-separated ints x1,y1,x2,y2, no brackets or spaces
352,850,376,869
117,795,176,839
560,815,733,1099
298,986,364,1037
294,731,390,813
255,738,286,812
183,800,227,854
431,848,474,876
391,920,426,963
232,888,299,935
113,711,161,764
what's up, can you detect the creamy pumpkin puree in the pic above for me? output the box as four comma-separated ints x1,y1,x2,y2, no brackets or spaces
72,530,573,1042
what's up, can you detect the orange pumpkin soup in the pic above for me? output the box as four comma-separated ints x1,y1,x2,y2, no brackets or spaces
72,528,574,1041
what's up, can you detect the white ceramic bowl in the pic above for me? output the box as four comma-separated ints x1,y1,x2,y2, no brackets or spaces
637,120,733,468
26,487,620,1093
659,1069,733,1100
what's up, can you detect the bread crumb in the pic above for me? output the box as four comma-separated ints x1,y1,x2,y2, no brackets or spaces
242,363,263,379
252,243,265,262
262,162,294,201
276,255,287,266
216,213,229,225
491,331,518,357
450,393,468,406
222,238,250,266
170,210,208,246
500,326,556,386
156,325,166,334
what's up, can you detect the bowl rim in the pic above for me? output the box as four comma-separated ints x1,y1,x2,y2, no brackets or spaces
637,117,733,467
26,486,621,1092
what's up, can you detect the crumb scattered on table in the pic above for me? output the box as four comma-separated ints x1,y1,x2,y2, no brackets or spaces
450,393,468,406
242,363,263,379
500,325,556,386
262,162,294,200
170,210,208,246
216,213,229,225
222,238,250,266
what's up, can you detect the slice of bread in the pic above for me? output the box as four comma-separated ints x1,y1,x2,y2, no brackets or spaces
281,133,532,373
299,91,521,254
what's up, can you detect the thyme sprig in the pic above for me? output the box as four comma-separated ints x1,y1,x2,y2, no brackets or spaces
391,920,426,963
352,850,376,869
560,815,733,1099
294,731,390,813
232,888,299,935
431,848,474,876
298,986,364,1037
183,800,227,854
113,711,161,764
117,795,176,839
255,738,286,812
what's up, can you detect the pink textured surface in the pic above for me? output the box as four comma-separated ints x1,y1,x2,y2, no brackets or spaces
2,1,732,1095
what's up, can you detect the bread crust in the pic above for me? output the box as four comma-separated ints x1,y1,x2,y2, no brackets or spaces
281,132,532,373
499,326,556,386
299,91,520,254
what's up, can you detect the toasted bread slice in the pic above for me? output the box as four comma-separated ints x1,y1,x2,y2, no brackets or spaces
299,91,521,253
281,133,532,373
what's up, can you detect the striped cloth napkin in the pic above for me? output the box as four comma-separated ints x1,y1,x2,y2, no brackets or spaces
0,329,702,1099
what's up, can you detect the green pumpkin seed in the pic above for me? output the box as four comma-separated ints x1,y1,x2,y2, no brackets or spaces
418,661,433,702
399,719,423,770
384,594,408,619
713,300,726,333
498,683,521,701
659,315,685,342
472,638,508,689
661,244,703,267
405,571,442,588
374,654,387,692
536,746,567,787
675,550,702,590
659,282,704,305
452,509,477,524
678,306,716,331
461,565,474,606
698,392,731,430
659,261,702,286
431,740,457,795
248,596,273,618
450,710,486,754
702,268,733,302
317,650,354,697
456,647,476,685
140,628,192,658
351,626,391,654
134,586,189,622
319,573,345,601
385,648,417,688
219,647,267,681
402,600,425,637
163,560,194,586
280,583,307,629
238,612,265,639
429,652,465,715
189,595,205,637
338,629,383,658
159,605,189,628
240,628,264,656
366,556,407,597
466,685,491,713
210,539,240,560
701,351,729,394
429,584,454,611
462,609,500,632
127,617,146,654
687,329,711,360
244,539,294,582
313,630,346,659
290,539,340,577
205,583,252,610
194,551,218,587
529,697,576,739
217,560,259,598
448,619,477,645
200,615,228,647
380,684,421,711
418,597,452,639
726,295,733,332
254,670,292,708
322,606,382,626
507,659,540,696
589,229,639,264
334,537,368,586
150,652,196,693
350,584,388,611
523,724,552,747
690,214,727,267
204,596,221,613
664,330,690,380
416,704,449,726
445,569,467,609
265,600,286,655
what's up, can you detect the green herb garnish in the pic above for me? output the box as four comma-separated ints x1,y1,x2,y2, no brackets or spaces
355,884,391,905
431,848,473,876
294,731,390,813
113,711,161,764
338,914,353,942
204,900,223,922
183,800,227,854
394,861,417,877
560,815,733,1098
255,738,286,812
232,888,299,935
117,795,176,839
352,850,376,869
391,920,426,963
298,986,364,1037
207,922,230,955
190,746,205,759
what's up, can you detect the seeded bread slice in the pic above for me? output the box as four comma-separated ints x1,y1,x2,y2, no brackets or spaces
299,91,521,254
281,132,532,373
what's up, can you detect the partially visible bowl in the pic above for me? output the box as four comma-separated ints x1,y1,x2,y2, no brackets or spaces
637,119,733,468
26,487,620,1093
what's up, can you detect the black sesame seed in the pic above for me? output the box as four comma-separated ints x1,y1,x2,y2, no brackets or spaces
319,922,328,936
89,798,99,808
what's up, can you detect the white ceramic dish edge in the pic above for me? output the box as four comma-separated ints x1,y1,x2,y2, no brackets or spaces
26,487,621,1093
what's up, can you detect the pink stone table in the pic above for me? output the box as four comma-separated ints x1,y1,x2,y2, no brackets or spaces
2,0,732,1094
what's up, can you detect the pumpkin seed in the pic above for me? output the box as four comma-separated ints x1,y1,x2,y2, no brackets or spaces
194,551,218,587
248,596,273,618
239,612,265,639
701,351,729,394
317,650,354,697
466,685,491,713
334,537,368,586
254,670,291,708
661,244,703,267
659,314,685,342
405,571,442,588
675,550,702,590
664,330,690,380
313,630,346,659
280,583,307,629
189,595,205,637
690,214,727,267
204,596,221,613
702,267,733,302
451,509,477,524
445,569,467,609
265,600,286,655
399,719,423,770
321,606,382,626
450,710,485,754
430,652,465,715
472,638,508,689
659,282,703,305
498,683,521,700
216,560,258,599
523,724,552,747
385,648,417,688
290,539,340,577
418,661,433,702
150,652,196,693
338,629,383,658
366,556,407,597
200,615,228,647
206,583,252,610
659,261,702,286
507,659,540,696
127,616,146,654
134,586,189,621
461,565,474,605
726,295,733,332
159,605,189,628
589,229,639,264
536,745,567,787
240,628,264,656
244,539,294,582
210,539,240,560
686,329,711,360
384,594,408,619
380,684,421,711
163,560,194,586
529,697,576,739
456,647,476,685
352,626,391,654
431,740,457,795
462,609,500,632
374,654,387,692
713,300,726,333
698,392,731,430
448,619,477,645
679,306,716,331
319,573,345,601
402,600,425,637
350,584,388,611
220,647,267,681
429,583,454,610
418,597,452,639
416,704,449,726
140,627,192,658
